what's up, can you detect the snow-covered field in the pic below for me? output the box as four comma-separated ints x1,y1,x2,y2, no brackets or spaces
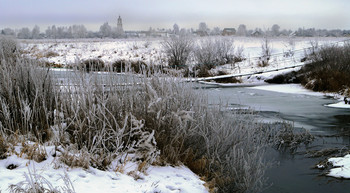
21,36,349,87
0,144,208,193
20,36,347,67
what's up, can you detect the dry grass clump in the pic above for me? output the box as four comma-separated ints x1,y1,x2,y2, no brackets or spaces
0,135,9,159
79,58,105,72
301,43,350,92
111,59,146,73
19,142,47,163
9,167,75,193
0,35,19,64
0,58,56,142
263,122,314,151
45,50,59,58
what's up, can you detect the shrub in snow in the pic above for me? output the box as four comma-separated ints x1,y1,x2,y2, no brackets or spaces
162,35,193,67
300,43,350,92
0,135,9,159
111,59,146,73
79,58,105,72
45,50,59,58
194,37,235,69
258,37,272,67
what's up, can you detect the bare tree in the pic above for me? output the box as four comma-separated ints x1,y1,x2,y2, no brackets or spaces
259,37,272,67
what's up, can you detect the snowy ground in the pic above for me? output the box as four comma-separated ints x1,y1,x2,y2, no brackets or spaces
0,144,208,193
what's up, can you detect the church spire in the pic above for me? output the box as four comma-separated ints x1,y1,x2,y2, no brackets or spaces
117,15,124,37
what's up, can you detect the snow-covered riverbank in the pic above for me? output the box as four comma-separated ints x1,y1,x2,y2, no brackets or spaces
0,144,208,193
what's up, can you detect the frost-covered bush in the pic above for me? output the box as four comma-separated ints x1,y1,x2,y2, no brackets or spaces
162,35,193,67
194,37,244,70
0,35,19,64
301,43,350,92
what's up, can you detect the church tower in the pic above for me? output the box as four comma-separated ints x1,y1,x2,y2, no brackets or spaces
116,15,124,37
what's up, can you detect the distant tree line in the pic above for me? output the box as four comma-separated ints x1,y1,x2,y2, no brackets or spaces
1,23,350,39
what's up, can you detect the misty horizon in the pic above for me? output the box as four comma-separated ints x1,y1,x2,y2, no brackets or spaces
1,0,349,31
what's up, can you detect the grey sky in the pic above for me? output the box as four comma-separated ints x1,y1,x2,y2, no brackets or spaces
0,0,349,31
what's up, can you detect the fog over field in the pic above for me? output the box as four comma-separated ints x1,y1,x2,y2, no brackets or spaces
1,0,349,30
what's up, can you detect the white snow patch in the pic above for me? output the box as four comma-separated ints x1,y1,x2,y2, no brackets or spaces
251,84,324,96
0,145,208,193
328,154,350,179
325,101,350,109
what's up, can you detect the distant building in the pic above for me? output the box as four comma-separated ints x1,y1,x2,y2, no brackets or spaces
222,28,236,36
251,30,262,37
116,16,125,37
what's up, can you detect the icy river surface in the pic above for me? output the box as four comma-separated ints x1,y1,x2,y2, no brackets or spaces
202,83,350,193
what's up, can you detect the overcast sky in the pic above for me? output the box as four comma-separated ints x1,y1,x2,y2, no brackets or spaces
0,0,349,31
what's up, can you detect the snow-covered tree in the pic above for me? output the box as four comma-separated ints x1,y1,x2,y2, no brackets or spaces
237,24,247,36
99,22,112,38
173,23,180,35
31,25,40,39
72,25,87,38
211,27,221,35
1,28,15,36
17,27,31,39
198,22,208,32
271,24,280,36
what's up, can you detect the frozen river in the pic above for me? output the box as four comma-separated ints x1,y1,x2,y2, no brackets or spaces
201,83,350,193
